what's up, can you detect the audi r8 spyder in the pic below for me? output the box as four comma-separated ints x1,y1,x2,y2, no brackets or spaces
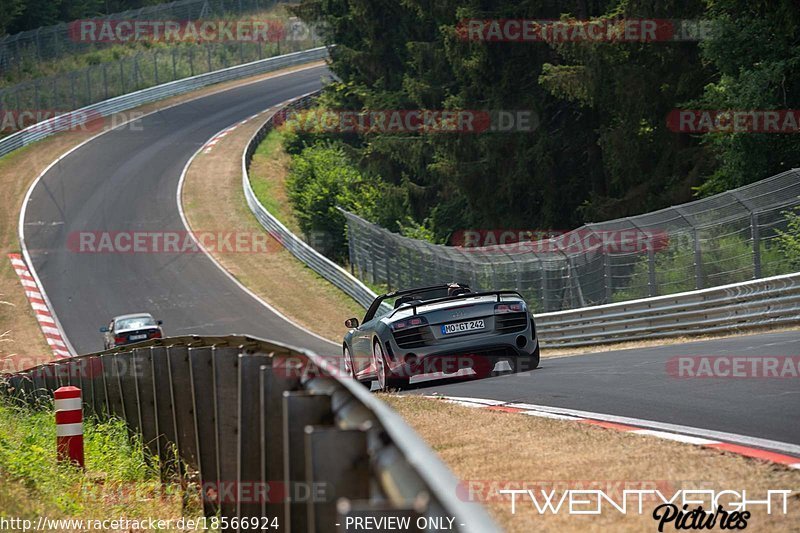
342,283,539,390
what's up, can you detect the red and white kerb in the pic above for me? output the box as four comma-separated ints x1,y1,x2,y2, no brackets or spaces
7,253,71,358
55,386,84,468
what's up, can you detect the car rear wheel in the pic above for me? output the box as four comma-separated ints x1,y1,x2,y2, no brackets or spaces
517,345,540,372
373,340,409,391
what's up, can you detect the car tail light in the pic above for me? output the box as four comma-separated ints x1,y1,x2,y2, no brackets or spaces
391,316,428,331
150,330,162,339
495,303,524,313
114,335,127,345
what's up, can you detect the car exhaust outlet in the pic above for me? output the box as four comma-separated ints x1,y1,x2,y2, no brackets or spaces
516,335,527,349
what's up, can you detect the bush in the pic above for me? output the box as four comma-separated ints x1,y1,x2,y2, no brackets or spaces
775,206,800,270
612,230,786,301
286,143,380,260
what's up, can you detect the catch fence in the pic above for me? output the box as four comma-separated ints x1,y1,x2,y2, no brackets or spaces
343,169,800,312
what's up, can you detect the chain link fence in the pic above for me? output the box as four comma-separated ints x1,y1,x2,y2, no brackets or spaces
342,169,800,312
0,0,319,132
0,0,288,74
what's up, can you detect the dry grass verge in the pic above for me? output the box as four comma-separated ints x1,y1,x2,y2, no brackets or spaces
0,61,326,374
181,111,363,342
384,395,800,533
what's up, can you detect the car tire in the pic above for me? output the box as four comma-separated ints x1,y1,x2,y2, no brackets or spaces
373,339,409,391
343,346,354,377
517,345,540,373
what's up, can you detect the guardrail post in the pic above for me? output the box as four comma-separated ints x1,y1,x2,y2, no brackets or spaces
88,355,106,419
133,347,159,459
212,345,241,527
260,363,300,523
283,392,334,532
306,427,370,532
237,352,270,526
189,346,218,517
55,386,84,468
120,350,142,437
151,346,179,479
167,345,198,473
103,353,125,420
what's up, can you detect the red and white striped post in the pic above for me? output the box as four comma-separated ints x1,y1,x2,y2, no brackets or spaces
55,386,84,468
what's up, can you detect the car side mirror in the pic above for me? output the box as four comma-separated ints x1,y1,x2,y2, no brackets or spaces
100,326,109,333
345,318,359,329
157,320,163,325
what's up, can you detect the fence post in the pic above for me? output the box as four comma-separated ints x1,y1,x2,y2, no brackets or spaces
693,227,704,290
103,64,108,100
648,246,657,297
55,386,84,468
751,212,761,279
154,51,159,85
86,68,91,104
603,254,612,303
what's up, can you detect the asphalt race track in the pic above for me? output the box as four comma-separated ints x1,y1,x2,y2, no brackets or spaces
23,65,337,356
406,330,800,448
22,63,798,452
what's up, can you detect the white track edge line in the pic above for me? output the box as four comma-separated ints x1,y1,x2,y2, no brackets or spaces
431,395,800,457
175,111,339,350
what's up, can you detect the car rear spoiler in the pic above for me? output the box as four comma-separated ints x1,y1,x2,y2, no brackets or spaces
389,290,525,319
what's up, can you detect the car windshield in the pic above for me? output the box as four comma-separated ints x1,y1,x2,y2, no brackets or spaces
116,317,156,330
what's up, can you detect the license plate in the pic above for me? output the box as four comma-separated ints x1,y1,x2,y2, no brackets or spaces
130,334,148,341
441,319,485,335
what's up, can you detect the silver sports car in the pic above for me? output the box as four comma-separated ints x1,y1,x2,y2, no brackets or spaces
342,283,539,390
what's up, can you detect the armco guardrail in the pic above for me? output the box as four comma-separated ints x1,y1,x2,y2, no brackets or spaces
0,46,329,160
242,91,382,310
1,335,497,532
535,271,800,348
242,95,800,349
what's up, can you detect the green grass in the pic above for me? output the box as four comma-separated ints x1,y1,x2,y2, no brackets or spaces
250,129,288,221
0,397,196,521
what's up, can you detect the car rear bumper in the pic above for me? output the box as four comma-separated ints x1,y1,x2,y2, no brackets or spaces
384,326,539,379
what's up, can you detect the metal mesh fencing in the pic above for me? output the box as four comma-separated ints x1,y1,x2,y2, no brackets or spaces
0,0,318,131
0,0,289,74
343,169,800,312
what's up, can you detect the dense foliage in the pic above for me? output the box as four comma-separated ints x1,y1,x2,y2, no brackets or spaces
285,0,800,244
0,0,167,35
